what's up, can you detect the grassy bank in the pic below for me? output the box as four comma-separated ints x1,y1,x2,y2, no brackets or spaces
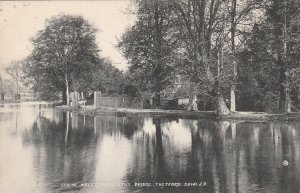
55,105,300,122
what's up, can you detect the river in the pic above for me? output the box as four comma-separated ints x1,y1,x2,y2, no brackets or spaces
0,102,300,193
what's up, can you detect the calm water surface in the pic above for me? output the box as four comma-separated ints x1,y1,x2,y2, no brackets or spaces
0,102,300,193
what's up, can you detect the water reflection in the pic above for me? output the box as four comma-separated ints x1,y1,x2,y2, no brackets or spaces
0,103,300,193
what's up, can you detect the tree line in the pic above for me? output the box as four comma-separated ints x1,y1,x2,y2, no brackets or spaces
118,0,300,115
4,0,300,115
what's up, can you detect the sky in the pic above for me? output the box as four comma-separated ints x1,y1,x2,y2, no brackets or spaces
0,0,135,72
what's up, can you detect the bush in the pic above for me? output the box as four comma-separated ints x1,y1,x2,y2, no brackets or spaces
263,91,279,113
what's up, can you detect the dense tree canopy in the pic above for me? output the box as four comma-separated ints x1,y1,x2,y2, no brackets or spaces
237,0,300,112
22,14,125,103
12,1,300,113
24,14,101,103
119,0,300,113
118,0,179,108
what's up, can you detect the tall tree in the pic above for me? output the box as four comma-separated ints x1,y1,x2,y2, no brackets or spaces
170,0,233,114
171,0,264,114
26,14,99,104
222,0,264,112
237,24,281,112
237,0,300,112
118,0,178,108
264,0,300,112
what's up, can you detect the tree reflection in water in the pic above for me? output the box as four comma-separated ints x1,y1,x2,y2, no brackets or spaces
19,110,300,193
22,111,97,192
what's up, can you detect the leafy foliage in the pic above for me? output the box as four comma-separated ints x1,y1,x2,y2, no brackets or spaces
24,14,100,102
118,0,179,104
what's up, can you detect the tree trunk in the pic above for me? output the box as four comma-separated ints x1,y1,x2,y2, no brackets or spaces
62,89,67,104
285,87,291,113
155,92,161,109
279,65,286,112
216,94,231,116
230,57,237,112
283,0,291,113
65,75,70,105
230,0,237,113
153,0,163,110
16,80,19,96
188,81,198,111
215,47,230,116
297,87,300,111
214,14,230,116
230,85,236,112
215,65,230,115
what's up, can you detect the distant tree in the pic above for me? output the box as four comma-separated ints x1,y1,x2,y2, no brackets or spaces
5,60,24,95
0,74,3,97
1,79,17,98
90,59,125,95
0,74,9,100
25,14,100,104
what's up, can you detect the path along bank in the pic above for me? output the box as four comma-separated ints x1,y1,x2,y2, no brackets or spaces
56,105,300,122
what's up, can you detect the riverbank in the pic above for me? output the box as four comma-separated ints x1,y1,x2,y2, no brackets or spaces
0,100,21,104
55,105,300,122
0,100,62,105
